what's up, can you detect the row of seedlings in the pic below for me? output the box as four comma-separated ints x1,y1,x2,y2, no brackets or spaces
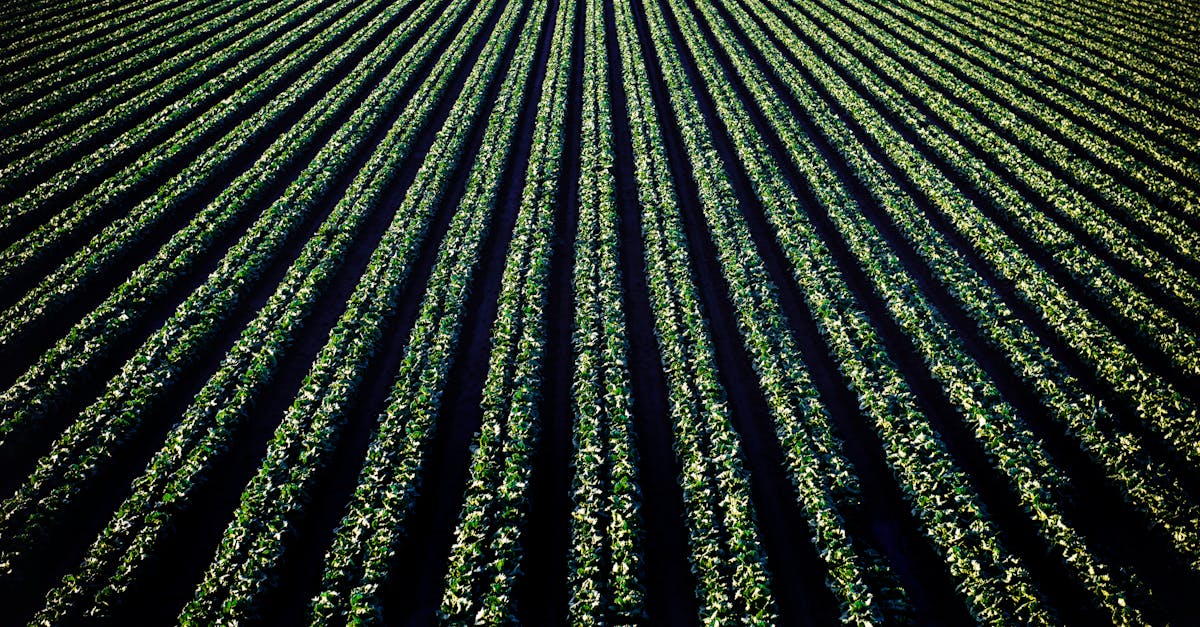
438,0,575,619
0,0,328,253
676,0,1147,619
753,0,1200,469
0,0,170,61
0,0,305,163
0,0,429,445
642,0,918,622
854,0,1200,217
306,0,554,620
0,0,452,562
175,0,532,620
0,0,414,352
800,0,1200,303
1088,0,1200,49
1050,0,1199,53
616,0,781,621
866,0,1200,197
0,0,335,237
926,0,1200,154
0,0,244,118
987,0,1200,88
0,0,115,38
21,0,490,620
1093,0,1200,35
641,0,1053,621
564,0,646,619
726,0,1200,567
0,0,383,301
954,0,1200,120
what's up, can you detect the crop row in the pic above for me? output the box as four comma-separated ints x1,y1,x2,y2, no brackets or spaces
167,0,528,620
924,0,1200,157
617,0,784,622
753,0,1200,478
0,0,327,247
0,0,100,36
643,0,916,623
871,0,1200,195
0,0,425,448
0,0,302,165
0,0,171,61
791,0,1200,362
0,0,445,567
679,0,1151,620
439,0,574,620
1055,0,1197,54
1105,0,1200,33
731,0,1200,567
854,0,1200,232
0,0,231,117
959,0,1200,124
305,0,552,621
644,0,1070,622
800,0,1200,321
990,0,1200,91
564,0,645,620
181,0,536,618
0,0,1194,622
20,0,486,620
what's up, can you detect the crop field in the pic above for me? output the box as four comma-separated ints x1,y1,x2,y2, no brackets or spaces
0,0,1198,623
